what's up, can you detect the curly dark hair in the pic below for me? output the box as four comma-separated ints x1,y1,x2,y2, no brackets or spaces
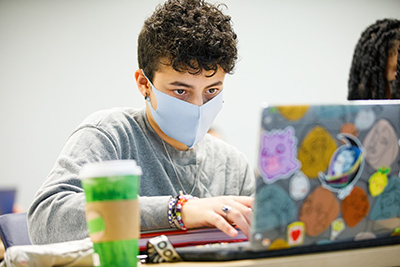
137,0,238,82
348,19,400,100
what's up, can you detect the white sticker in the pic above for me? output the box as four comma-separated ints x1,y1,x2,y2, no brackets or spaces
354,109,375,130
289,171,310,201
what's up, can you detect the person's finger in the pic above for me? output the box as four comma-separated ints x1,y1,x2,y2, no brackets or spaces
219,205,250,237
206,212,238,237
231,202,253,225
220,197,253,224
229,196,254,208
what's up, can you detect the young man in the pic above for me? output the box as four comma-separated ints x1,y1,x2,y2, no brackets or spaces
28,0,255,245
348,18,400,100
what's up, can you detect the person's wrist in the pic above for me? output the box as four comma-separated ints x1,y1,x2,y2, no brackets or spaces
173,194,198,231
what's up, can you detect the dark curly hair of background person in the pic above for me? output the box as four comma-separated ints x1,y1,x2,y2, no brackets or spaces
348,19,400,100
137,0,238,82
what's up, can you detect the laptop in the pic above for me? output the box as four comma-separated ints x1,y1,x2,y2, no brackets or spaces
170,101,400,261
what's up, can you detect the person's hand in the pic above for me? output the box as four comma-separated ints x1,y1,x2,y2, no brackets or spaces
180,196,253,238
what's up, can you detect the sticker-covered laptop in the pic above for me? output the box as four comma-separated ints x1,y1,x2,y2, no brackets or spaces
173,101,400,261
252,102,400,251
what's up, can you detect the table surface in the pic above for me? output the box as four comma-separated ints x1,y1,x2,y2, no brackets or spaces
140,244,400,267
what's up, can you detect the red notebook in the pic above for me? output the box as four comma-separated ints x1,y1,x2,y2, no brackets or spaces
139,227,247,251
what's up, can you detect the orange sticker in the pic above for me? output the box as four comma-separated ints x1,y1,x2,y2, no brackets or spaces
340,123,358,138
341,186,369,228
298,126,337,178
363,119,399,170
277,106,310,121
299,186,340,236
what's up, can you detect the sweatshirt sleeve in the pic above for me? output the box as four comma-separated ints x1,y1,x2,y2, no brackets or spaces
28,126,117,244
238,153,256,197
27,125,173,244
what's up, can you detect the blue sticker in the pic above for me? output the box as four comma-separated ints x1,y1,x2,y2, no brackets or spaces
369,177,400,221
253,184,297,233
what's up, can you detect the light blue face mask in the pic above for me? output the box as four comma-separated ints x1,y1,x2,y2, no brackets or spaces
143,73,223,149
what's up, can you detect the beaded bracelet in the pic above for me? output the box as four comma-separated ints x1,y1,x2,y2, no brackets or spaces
167,197,177,228
172,194,198,231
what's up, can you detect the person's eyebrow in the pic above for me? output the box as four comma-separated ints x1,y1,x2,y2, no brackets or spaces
205,81,223,88
169,81,194,88
168,81,223,89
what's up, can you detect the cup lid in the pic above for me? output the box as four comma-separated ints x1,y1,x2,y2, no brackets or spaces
80,160,142,179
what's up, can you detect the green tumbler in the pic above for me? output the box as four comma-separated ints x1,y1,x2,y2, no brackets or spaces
80,160,142,267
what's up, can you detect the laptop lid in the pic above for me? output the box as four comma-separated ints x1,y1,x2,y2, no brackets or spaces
251,101,400,251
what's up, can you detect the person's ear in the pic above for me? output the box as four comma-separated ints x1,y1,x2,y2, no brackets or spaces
134,69,150,99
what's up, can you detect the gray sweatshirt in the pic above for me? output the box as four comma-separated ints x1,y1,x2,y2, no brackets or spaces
27,107,255,244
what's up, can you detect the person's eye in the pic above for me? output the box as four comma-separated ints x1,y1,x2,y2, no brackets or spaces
173,89,186,95
207,88,218,95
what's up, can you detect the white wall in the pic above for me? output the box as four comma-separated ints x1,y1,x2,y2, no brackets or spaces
1,0,399,210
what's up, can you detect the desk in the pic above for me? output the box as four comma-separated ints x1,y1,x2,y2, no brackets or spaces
149,244,400,267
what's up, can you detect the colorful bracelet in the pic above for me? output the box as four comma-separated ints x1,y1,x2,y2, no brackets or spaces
168,197,177,228
173,194,198,231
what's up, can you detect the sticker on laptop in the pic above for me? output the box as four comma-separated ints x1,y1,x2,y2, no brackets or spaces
340,123,358,138
363,119,399,170
354,232,376,241
370,176,400,221
268,238,289,250
287,221,305,246
341,186,369,228
330,218,345,241
253,184,297,233
318,133,365,200
354,109,376,130
298,126,337,179
369,167,390,197
299,186,339,237
277,105,309,121
259,126,301,184
289,171,310,201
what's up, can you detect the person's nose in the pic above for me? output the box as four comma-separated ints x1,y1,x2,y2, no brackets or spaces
190,93,205,106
